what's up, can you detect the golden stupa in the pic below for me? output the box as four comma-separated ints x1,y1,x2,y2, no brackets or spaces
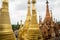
0,0,16,40
18,0,43,40
18,0,31,40
26,0,43,40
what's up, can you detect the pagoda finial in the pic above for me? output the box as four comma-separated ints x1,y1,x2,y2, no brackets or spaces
20,19,23,28
44,0,50,22
46,0,50,17
50,10,52,17
24,0,31,23
22,0,31,23
46,0,49,4
20,19,22,25
27,0,31,16
31,0,37,24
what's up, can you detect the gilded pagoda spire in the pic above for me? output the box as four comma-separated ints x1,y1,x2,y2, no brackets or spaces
31,0,37,24
18,0,31,40
18,0,31,30
44,0,51,22
0,0,16,40
24,0,31,25
26,0,43,40
18,0,31,31
46,0,50,17
19,19,23,29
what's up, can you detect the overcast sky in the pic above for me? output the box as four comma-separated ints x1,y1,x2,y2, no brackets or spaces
0,0,60,24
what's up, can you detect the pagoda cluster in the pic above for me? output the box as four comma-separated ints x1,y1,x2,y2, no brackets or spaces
39,0,60,40
18,0,60,40
0,0,60,40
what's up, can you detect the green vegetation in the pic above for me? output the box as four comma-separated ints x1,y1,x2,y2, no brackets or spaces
12,25,20,31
